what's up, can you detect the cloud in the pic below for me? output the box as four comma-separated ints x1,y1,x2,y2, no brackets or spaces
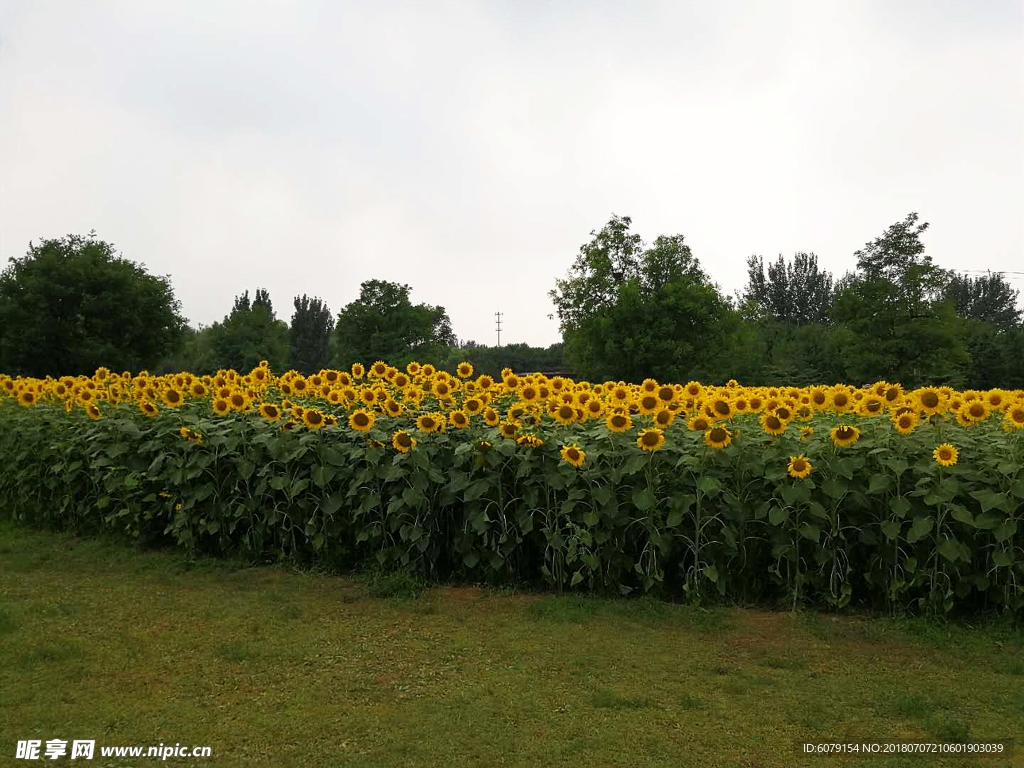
1,0,1021,347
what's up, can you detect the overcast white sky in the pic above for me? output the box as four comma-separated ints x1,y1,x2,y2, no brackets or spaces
1,1,1022,347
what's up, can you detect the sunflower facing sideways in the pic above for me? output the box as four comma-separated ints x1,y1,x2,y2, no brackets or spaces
392,430,417,453
258,402,282,422
560,443,586,467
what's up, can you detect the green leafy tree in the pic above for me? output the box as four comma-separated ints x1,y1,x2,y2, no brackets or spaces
0,232,185,376
942,272,1021,331
830,213,969,386
289,295,334,374
333,280,456,365
155,324,220,375
435,342,567,377
207,287,289,373
550,215,736,382
744,252,834,325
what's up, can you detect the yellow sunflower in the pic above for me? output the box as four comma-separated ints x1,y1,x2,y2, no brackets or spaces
553,403,577,425
606,411,633,433
449,410,470,429
392,430,417,453
688,415,712,432
829,389,852,413
830,424,861,447
499,419,519,439
211,397,230,416
656,384,676,406
760,412,786,436
636,393,661,416
162,388,185,408
708,396,734,421
859,396,885,417
303,409,326,430
1004,405,1024,430
704,425,732,449
348,409,375,432
228,391,249,411
788,455,812,479
933,443,958,467
892,411,919,435
258,402,282,422
482,407,500,427
637,428,665,452
138,400,159,418
417,413,441,433
560,443,586,468
916,387,944,415
456,361,474,378
653,408,675,429
963,400,990,423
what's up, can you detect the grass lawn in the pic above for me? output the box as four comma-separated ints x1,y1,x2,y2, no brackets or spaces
2,521,1022,768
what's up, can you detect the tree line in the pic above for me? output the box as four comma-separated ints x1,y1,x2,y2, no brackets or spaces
1,215,1021,388
550,213,1024,389
0,234,562,378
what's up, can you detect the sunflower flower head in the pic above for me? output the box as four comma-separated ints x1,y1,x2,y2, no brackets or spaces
933,443,959,467
788,455,812,479
560,443,586,468
392,430,417,453
830,424,861,447
637,428,665,452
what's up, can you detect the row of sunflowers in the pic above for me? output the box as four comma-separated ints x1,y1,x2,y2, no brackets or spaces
2,362,1022,614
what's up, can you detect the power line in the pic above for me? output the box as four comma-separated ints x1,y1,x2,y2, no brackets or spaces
495,311,502,347
959,269,1024,276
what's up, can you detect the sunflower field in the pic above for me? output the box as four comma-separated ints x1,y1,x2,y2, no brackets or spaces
2,362,1023,615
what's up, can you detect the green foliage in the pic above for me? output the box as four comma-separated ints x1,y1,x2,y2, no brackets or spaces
0,233,185,377
2,399,1022,617
334,280,456,365
434,342,567,378
550,216,739,382
942,272,1021,331
154,325,221,376
830,214,969,387
289,295,334,374
744,252,834,325
206,288,289,373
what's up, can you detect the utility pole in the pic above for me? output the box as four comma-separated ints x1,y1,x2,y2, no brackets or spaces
495,311,502,347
